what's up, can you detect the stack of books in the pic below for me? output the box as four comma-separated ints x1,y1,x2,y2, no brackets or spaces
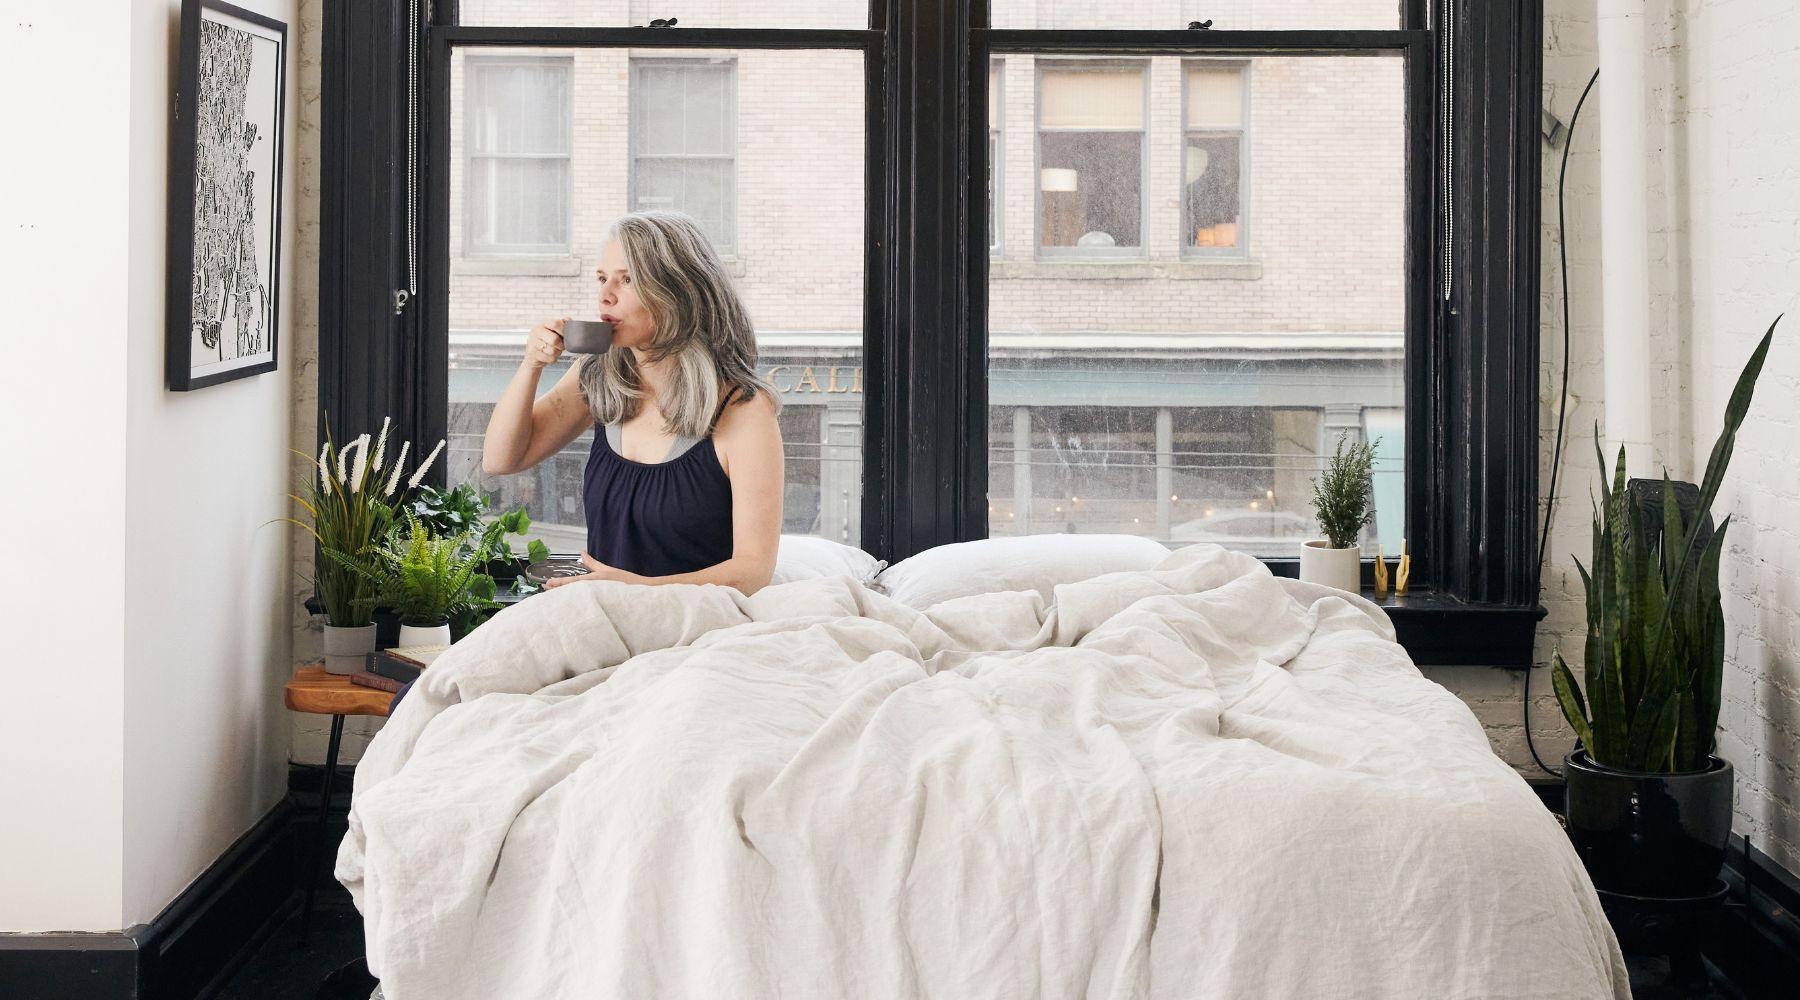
347,644,449,693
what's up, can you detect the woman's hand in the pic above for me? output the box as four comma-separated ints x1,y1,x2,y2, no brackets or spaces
522,318,569,372
542,551,640,589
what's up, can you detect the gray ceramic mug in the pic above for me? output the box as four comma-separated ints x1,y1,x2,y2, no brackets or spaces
561,319,615,354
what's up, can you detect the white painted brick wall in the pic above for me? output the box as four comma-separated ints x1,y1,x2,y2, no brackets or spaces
1515,0,1800,879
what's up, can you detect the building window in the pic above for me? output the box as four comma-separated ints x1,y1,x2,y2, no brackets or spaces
630,59,737,255
1036,61,1146,256
1183,61,1248,256
465,56,572,256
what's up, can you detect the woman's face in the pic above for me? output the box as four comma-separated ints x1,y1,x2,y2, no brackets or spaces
596,239,655,350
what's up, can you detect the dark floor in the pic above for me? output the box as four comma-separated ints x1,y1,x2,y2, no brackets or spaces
214,798,376,1000
210,790,1786,1000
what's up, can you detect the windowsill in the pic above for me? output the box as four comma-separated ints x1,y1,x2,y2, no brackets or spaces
992,258,1263,280
1258,560,1544,667
451,255,748,278
304,585,1540,668
1371,591,1545,669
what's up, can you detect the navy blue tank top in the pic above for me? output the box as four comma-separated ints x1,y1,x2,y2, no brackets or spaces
581,391,738,578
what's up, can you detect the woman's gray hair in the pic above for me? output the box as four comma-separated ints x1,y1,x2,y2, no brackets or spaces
578,211,778,437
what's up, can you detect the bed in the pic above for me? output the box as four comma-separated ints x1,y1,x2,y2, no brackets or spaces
337,541,1629,999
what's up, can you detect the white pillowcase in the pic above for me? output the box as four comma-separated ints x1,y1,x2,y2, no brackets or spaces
769,534,887,585
874,533,1172,609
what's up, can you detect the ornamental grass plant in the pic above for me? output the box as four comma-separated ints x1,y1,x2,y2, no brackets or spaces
283,417,446,628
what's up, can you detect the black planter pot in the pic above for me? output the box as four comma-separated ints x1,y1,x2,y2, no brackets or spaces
372,607,401,649
482,556,525,584
1563,749,1733,899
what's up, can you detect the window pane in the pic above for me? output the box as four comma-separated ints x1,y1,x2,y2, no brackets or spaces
633,61,732,155
989,61,1002,251
469,59,570,155
1040,66,1145,130
1038,131,1142,249
991,0,1401,31
470,157,570,251
991,54,1406,559
1185,65,1244,129
460,1,868,29
449,47,866,553
633,158,733,251
1184,135,1242,250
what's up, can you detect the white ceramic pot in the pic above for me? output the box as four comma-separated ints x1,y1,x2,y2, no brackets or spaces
1299,540,1361,594
322,623,377,676
398,620,452,647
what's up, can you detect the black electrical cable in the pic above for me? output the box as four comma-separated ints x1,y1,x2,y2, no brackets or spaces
1525,67,1600,780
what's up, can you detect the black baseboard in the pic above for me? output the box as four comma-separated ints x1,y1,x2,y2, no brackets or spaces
0,799,299,1000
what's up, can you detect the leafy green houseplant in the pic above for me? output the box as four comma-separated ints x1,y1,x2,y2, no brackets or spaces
1300,435,1378,593
323,511,490,645
409,483,550,579
283,418,446,672
1554,317,1776,898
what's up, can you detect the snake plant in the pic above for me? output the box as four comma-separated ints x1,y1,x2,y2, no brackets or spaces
1552,317,1777,773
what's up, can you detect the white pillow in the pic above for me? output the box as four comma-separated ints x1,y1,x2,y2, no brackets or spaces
874,533,1172,609
770,534,886,585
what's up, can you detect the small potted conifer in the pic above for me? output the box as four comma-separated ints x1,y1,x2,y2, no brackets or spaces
1302,435,1377,593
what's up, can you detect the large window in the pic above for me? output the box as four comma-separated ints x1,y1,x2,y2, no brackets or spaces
318,0,1548,651
992,54,1407,559
464,56,572,256
631,59,737,254
444,46,865,553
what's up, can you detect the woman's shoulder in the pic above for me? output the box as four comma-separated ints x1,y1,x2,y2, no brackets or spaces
712,386,779,441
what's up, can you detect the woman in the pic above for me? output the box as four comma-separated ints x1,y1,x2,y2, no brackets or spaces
382,212,780,716
482,210,784,596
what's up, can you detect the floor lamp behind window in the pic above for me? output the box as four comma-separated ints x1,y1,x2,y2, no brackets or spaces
1040,168,1083,247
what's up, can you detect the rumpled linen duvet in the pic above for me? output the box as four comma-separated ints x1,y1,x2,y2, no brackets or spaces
339,544,1628,1000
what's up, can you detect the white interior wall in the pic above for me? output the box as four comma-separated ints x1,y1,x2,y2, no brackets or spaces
120,0,301,928
1495,0,1800,877
1653,0,1800,875
0,1,133,934
0,0,301,932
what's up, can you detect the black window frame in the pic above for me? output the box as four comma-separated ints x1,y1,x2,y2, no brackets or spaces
318,0,1545,666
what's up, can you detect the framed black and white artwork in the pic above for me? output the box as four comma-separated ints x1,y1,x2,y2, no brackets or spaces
166,0,286,391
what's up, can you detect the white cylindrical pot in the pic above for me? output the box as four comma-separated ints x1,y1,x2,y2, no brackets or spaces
322,623,377,676
398,621,452,647
1299,540,1361,594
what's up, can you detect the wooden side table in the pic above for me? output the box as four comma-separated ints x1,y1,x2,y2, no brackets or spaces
285,665,393,944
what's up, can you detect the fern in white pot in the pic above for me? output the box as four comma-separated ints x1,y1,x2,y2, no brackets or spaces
1302,435,1377,593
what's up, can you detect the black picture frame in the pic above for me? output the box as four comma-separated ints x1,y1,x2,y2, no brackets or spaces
166,0,287,391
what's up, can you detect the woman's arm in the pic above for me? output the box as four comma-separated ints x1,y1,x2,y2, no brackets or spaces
483,320,594,475
543,391,785,595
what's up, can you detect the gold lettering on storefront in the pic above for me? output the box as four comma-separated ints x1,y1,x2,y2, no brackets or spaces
762,365,864,394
